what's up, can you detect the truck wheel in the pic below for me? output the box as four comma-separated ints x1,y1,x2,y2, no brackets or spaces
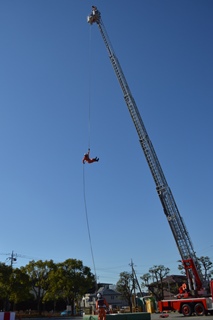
194,303,205,316
182,304,192,316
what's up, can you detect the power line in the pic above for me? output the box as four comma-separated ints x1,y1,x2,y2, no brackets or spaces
0,251,39,267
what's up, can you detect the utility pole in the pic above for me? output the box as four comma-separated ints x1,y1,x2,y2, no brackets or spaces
8,251,17,268
130,260,142,311
130,260,143,297
130,259,145,312
0,251,38,267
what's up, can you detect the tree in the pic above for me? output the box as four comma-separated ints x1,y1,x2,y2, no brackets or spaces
149,265,170,300
116,272,135,312
140,265,170,301
22,260,56,314
43,259,96,315
0,263,13,311
178,256,213,282
177,260,185,275
198,256,213,282
9,267,32,310
140,273,151,289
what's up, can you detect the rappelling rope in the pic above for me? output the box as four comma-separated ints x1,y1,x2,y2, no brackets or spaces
83,164,97,283
81,25,98,287
87,25,92,150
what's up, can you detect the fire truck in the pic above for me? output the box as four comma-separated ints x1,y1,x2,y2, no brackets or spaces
158,280,213,316
87,7,213,316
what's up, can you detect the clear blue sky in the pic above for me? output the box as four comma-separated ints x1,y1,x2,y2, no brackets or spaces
1,0,212,285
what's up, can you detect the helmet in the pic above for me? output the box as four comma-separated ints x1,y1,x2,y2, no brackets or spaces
97,293,102,299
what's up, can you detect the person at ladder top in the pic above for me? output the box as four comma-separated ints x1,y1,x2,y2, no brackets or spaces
82,148,99,164
96,293,109,320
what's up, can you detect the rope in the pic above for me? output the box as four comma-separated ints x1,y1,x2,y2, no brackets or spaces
83,164,97,285
88,26,92,149
82,26,98,292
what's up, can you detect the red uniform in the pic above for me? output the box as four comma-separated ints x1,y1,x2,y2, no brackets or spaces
82,149,99,164
96,295,109,320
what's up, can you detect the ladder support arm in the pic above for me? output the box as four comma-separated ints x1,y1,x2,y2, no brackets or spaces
87,7,205,291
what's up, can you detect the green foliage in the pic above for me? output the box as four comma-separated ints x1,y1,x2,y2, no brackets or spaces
43,259,96,315
0,255,212,312
9,268,32,305
0,263,13,310
21,259,56,314
0,259,95,313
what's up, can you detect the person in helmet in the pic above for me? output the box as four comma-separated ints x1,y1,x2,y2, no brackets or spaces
96,292,109,320
92,5,98,15
88,6,101,25
82,148,99,164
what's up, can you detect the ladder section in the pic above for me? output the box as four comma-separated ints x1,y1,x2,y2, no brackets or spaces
93,13,205,290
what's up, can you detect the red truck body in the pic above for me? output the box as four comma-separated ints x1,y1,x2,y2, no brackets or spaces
158,280,213,316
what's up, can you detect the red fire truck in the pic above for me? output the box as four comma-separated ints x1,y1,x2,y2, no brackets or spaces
87,7,213,316
158,279,213,316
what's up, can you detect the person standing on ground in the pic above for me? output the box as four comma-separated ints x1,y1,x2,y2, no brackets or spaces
96,292,109,320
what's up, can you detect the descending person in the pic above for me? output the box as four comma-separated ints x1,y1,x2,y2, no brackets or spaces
96,293,109,320
82,148,99,164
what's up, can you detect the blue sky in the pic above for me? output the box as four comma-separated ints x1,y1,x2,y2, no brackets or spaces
0,0,212,285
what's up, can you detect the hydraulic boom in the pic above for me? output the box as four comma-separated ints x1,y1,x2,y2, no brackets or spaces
87,7,206,293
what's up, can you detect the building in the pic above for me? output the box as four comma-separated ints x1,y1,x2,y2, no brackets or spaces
81,284,127,313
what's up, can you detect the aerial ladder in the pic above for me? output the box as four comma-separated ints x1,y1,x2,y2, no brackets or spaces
87,7,206,296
